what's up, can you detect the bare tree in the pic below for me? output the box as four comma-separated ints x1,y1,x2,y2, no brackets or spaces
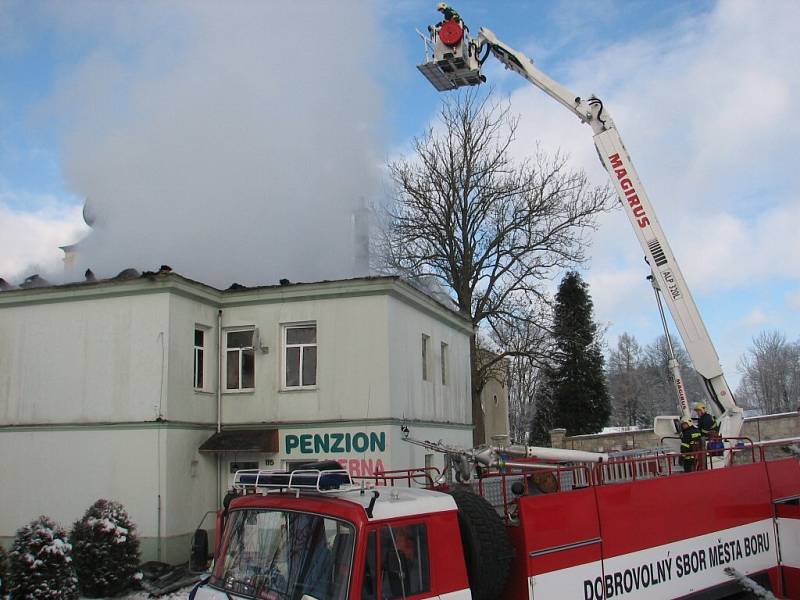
737,330,800,414
491,314,549,442
381,90,613,444
608,333,644,427
640,335,705,423
607,332,707,429
507,358,543,443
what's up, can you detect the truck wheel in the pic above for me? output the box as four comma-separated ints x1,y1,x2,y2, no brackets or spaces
449,487,513,600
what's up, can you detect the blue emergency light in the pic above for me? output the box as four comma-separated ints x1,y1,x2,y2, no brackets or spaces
234,466,353,493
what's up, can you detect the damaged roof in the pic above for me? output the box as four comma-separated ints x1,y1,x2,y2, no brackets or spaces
0,268,473,332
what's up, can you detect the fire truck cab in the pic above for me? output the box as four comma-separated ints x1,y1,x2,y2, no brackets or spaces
191,465,483,600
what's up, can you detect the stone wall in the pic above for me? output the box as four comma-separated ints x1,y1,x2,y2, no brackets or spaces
551,411,800,452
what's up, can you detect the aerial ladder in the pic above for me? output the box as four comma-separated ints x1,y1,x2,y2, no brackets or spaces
417,13,744,447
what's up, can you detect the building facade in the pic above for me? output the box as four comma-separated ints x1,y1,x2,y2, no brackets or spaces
480,366,510,443
0,273,473,562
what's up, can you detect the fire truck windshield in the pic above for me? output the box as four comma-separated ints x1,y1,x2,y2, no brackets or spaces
210,509,355,600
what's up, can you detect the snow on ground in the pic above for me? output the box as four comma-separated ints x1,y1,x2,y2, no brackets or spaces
81,586,193,600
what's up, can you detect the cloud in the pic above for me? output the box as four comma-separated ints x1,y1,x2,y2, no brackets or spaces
0,194,88,281
742,308,768,328
673,204,800,291
582,265,648,326
507,0,800,277
786,291,800,311
32,2,386,287
496,0,800,364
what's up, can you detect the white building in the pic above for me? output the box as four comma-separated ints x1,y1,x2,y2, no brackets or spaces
0,272,473,562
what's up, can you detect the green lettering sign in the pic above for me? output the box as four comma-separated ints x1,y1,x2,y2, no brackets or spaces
284,431,386,454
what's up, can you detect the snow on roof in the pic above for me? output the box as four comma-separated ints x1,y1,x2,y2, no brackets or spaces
344,486,457,520
601,426,641,434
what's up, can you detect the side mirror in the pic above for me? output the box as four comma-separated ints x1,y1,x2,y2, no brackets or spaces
190,528,210,572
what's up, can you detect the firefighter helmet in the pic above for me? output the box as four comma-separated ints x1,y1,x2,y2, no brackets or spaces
437,2,447,11
681,416,693,425
694,403,706,412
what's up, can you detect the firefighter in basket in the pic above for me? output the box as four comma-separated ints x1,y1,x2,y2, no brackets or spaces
694,402,723,456
430,3,468,42
436,2,462,26
679,416,702,472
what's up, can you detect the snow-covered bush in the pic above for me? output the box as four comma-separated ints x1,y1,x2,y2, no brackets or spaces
8,515,79,599
0,544,8,596
69,499,141,597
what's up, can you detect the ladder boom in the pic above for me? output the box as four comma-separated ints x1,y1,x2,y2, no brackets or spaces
418,22,744,440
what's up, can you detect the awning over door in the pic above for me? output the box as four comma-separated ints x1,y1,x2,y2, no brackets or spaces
199,428,279,453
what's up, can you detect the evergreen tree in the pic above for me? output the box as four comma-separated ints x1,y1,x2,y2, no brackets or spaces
549,272,610,435
528,369,556,446
8,515,79,600
70,499,142,597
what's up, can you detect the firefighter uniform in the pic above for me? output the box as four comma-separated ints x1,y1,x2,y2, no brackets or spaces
695,407,719,437
680,419,702,472
437,3,462,23
695,403,722,457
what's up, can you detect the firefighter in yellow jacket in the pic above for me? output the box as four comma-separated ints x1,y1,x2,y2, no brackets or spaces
679,417,702,472
694,403,719,437
694,402,723,457
436,2,462,24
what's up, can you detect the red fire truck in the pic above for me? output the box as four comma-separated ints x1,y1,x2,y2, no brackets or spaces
191,442,800,599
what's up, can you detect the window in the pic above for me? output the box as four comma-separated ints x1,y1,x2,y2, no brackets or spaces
440,342,448,385
193,328,205,389
211,509,354,600
284,323,317,388
380,524,430,599
229,461,258,473
226,329,255,390
361,531,377,600
421,334,431,381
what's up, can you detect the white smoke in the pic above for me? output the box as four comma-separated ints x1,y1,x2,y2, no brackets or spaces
41,1,385,287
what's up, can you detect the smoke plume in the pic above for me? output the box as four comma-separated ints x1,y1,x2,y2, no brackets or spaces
46,1,384,287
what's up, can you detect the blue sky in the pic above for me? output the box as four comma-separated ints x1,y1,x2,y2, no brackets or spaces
1,0,798,388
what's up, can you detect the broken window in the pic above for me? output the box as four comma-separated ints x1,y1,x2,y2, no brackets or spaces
284,323,317,388
226,329,255,390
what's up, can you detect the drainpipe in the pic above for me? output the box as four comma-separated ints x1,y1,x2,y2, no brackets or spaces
156,494,162,561
156,330,166,562
217,309,223,433
217,309,223,510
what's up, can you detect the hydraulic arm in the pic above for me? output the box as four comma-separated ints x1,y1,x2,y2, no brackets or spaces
418,24,743,441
